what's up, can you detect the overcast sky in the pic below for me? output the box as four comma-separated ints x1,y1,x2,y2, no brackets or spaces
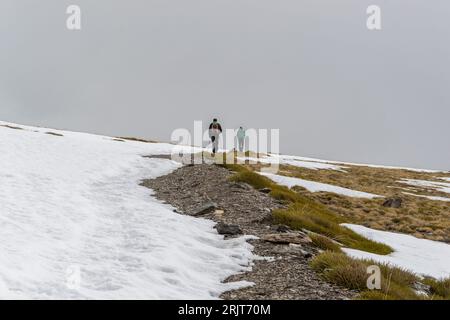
1,0,449,170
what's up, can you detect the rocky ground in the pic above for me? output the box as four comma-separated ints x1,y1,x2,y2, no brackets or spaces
141,158,355,300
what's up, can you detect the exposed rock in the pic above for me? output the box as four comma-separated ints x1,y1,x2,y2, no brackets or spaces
259,187,272,194
273,224,291,233
230,182,250,190
412,282,431,295
262,232,312,245
382,198,403,208
192,201,218,216
141,163,356,300
215,222,243,235
252,212,272,224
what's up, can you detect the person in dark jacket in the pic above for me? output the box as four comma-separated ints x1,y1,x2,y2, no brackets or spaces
208,118,222,154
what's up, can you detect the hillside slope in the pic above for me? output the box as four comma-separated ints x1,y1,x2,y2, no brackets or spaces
0,121,254,299
1,121,449,300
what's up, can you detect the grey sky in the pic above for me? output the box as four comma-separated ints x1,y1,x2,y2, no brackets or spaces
1,0,449,170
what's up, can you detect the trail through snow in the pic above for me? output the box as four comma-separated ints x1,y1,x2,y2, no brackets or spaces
0,122,254,299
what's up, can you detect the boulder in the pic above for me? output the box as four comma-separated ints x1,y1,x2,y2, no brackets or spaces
273,224,291,233
214,222,243,235
213,209,225,219
262,232,312,245
382,198,402,208
259,187,272,194
192,201,218,216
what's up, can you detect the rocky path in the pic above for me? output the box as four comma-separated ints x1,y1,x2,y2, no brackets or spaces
141,161,355,300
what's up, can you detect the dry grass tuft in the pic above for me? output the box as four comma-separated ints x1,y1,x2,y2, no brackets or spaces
311,251,424,300
270,163,450,242
116,136,157,143
309,234,342,252
225,165,392,255
0,124,23,130
423,277,450,299
45,132,63,137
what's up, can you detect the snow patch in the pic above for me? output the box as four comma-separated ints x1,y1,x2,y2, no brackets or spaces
341,224,450,279
402,192,450,202
260,172,381,199
0,121,254,299
400,179,450,195
266,154,447,173
239,156,347,172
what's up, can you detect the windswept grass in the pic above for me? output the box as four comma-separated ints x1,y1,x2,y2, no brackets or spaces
273,163,450,242
227,165,392,255
45,132,64,137
223,162,449,300
309,234,342,252
116,136,157,143
274,204,392,254
311,251,422,300
0,124,23,130
423,277,450,299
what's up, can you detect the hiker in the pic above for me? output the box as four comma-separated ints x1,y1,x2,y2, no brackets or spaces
237,126,245,152
208,118,222,155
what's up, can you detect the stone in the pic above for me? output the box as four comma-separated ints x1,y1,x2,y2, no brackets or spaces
262,232,312,245
252,212,272,224
230,182,249,190
213,209,225,218
382,198,402,208
192,201,217,216
214,222,243,235
412,282,431,295
289,244,314,258
273,224,291,233
259,187,272,194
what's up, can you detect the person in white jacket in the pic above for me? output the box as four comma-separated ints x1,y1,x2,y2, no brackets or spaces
208,118,222,155
236,127,245,152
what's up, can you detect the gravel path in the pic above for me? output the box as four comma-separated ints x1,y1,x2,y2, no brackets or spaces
141,160,355,300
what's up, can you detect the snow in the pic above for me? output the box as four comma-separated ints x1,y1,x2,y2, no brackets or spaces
239,156,347,172
439,177,450,182
0,121,254,299
402,192,450,202
400,179,450,195
341,224,450,279
266,154,448,173
260,172,381,199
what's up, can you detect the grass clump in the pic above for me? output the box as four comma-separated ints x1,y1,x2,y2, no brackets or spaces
0,124,23,130
226,165,392,255
224,163,450,300
45,132,64,137
309,234,342,252
272,203,392,255
311,251,421,300
423,277,450,299
269,188,301,203
116,136,157,143
230,169,274,190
